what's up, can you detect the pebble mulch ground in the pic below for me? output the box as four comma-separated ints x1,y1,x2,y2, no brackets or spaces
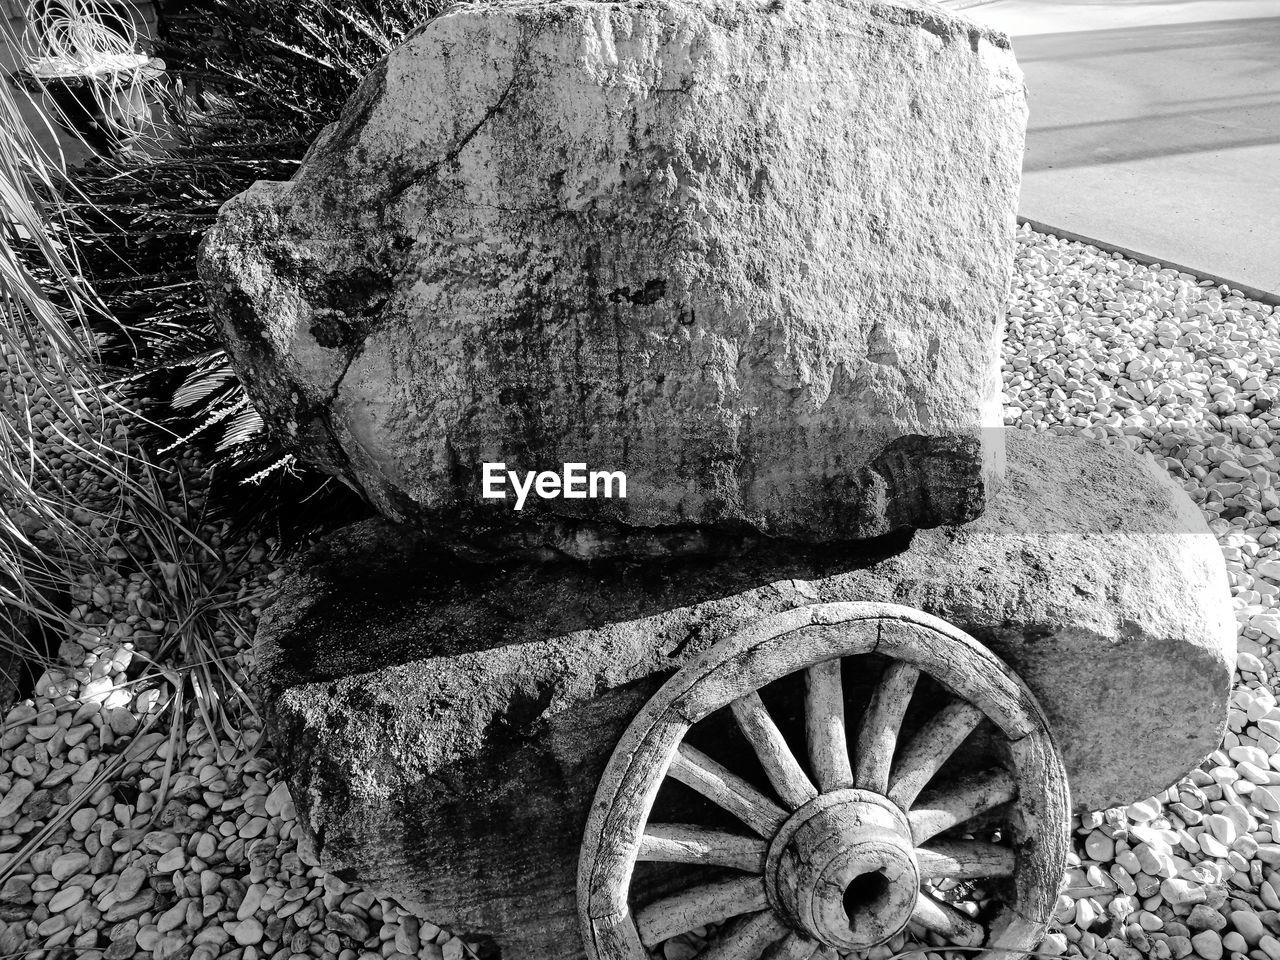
1001,227,1280,960
2,224,1279,960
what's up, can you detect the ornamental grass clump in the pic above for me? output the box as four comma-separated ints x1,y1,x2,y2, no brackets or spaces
0,1,255,798
69,0,441,506
3,0,452,706
0,49,113,679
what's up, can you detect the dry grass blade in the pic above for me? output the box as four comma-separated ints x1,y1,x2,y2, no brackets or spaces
0,1,268,903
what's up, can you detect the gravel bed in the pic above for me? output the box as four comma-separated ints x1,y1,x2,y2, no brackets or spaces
1003,225,1280,960
1,224,1279,960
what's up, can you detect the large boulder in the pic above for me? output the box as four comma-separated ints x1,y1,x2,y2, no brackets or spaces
199,0,1027,558
256,433,1234,959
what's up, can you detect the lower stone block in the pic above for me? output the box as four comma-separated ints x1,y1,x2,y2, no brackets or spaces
256,432,1234,959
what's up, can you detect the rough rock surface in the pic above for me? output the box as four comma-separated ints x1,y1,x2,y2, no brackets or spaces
256,432,1235,959
199,0,1027,556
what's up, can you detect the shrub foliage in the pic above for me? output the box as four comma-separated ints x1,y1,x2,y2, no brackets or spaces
70,0,440,514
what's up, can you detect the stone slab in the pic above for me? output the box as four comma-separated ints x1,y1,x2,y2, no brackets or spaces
256,432,1234,959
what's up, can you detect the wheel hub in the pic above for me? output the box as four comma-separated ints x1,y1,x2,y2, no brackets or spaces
765,789,919,950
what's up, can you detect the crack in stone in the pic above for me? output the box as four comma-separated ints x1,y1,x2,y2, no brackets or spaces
328,346,359,406
384,67,521,206
444,70,520,168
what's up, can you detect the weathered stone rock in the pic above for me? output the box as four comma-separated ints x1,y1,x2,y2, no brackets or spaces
257,432,1233,959
200,0,1026,557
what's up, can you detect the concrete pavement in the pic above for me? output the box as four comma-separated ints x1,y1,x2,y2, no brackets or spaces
943,0,1280,301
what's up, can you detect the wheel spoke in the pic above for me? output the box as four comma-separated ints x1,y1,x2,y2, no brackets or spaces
669,743,789,837
887,700,987,808
635,876,769,949
804,660,853,792
916,839,1017,880
854,661,919,793
638,824,768,873
760,930,826,960
731,691,819,810
910,891,985,947
697,909,789,960
907,767,1016,844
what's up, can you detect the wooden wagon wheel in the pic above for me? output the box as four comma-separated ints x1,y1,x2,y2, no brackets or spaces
579,602,1070,960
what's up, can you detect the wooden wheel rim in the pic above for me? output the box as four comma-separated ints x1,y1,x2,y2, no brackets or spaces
578,602,1071,960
